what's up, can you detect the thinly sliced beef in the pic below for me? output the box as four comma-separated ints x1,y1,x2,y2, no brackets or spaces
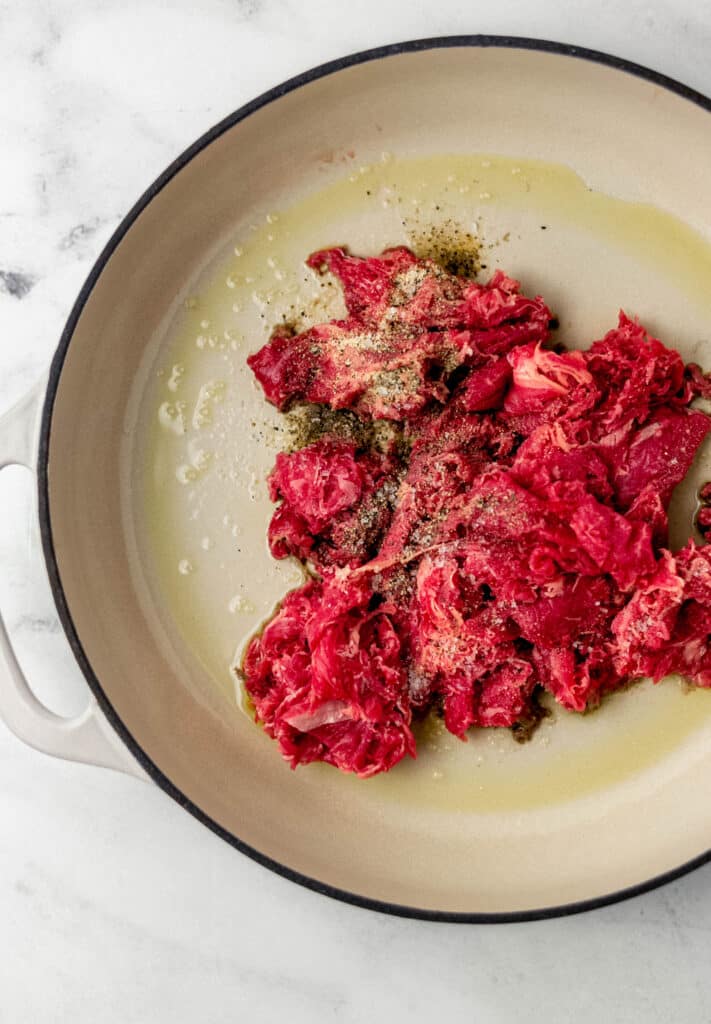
243,577,415,777
307,247,551,340
249,247,551,421
612,544,711,687
267,439,399,569
504,342,595,420
611,407,711,509
242,247,711,777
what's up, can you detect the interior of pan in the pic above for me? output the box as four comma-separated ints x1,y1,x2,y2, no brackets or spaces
43,42,711,917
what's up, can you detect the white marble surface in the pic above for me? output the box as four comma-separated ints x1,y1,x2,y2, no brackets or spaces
2,1,711,1020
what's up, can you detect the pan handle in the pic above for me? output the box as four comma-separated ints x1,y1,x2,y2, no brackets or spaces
0,380,147,780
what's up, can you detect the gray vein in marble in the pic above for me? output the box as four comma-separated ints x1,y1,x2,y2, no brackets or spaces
11,613,62,635
238,0,265,16
0,269,36,298
58,217,103,252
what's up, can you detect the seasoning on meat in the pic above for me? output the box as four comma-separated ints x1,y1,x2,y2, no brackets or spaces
247,246,551,420
242,246,711,777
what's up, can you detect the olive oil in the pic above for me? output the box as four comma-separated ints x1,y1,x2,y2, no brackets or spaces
131,152,711,814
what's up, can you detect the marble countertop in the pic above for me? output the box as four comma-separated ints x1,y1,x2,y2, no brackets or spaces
2,2,711,1020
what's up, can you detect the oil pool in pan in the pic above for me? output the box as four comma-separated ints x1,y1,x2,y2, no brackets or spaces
127,152,711,814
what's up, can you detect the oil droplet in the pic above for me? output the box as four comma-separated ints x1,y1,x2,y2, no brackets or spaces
228,594,256,614
247,472,260,501
188,441,212,472
284,565,305,586
178,559,194,576
176,464,198,485
201,536,213,551
233,246,243,257
167,363,185,392
192,380,226,430
226,274,237,289
158,401,187,435
479,191,492,200
200,319,210,329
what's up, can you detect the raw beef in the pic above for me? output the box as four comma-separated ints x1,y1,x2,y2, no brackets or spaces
242,247,711,777
267,439,400,570
248,247,552,421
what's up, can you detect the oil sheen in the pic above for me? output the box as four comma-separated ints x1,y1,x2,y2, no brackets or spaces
133,152,711,814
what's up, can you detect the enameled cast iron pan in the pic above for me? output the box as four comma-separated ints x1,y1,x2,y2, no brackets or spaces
2,37,711,921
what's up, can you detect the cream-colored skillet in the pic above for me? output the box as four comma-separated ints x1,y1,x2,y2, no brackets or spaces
2,37,711,921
